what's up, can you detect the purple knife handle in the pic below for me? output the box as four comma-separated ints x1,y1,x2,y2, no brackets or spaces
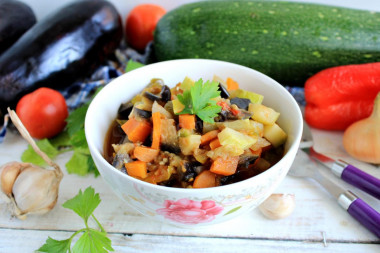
347,198,380,238
334,160,380,200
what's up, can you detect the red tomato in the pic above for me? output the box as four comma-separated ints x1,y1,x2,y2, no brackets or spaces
125,4,166,51
16,87,68,139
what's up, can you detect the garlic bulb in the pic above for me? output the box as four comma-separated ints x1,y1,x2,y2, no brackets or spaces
259,193,295,220
0,108,63,220
0,162,22,195
343,92,380,164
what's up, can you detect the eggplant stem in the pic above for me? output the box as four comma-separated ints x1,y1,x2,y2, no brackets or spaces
6,108,63,179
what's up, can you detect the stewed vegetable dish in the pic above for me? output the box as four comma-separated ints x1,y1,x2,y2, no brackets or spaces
104,76,287,188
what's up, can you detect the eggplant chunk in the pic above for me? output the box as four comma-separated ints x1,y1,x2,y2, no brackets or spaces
0,1,36,55
220,169,253,185
195,115,203,133
180,161,202,183
160,85,171,102
230,97,251,110
118,102,133,119
144,91,161,102
0,0,123,114
112,153,131,170
134,107,152,119
160,118,180,154
112,142,134,170
218,83,230,98
238,149,260,169
161,143,181,154
144,85,172,103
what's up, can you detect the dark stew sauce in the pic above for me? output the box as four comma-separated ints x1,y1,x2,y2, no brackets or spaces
103,77,286,188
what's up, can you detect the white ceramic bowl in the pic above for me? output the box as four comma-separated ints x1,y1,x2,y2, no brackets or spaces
85,59,303,227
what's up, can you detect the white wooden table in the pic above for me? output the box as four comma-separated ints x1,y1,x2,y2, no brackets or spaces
0,129,379,253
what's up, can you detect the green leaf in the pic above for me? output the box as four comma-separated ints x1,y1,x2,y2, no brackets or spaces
72,229,113,253
191,80,220,112
66,104,89,137
21,139,59,166
88,156,100,177
175,78,221,123
62,187,101,223
196,105,221,123
223,206,242,216
49,131,72,149
177,90,193,114
36,187,112,253
36,237,71,253
125,60,144,73
69,129,88,149
65,150,91,176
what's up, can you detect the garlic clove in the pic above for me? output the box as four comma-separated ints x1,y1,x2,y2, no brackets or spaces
0,108,64,220
12,164,60,217
0,162,23,196
259,193,295,220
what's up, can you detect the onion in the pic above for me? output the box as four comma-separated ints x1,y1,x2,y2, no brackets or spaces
343,92,380,164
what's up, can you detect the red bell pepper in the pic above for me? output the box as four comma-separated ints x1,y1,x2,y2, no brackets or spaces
304,62,380,130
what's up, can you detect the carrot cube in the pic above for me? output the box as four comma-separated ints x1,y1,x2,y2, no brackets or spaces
210,156,239,176
125,161,148,178
121,118,152,143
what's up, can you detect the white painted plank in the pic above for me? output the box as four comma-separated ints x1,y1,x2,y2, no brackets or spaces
0,131,379,243
0,228,379,253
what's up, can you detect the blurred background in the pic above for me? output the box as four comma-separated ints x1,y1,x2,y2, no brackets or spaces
19,0,380,22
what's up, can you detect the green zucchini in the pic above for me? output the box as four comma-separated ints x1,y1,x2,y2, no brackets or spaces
154,1,380,86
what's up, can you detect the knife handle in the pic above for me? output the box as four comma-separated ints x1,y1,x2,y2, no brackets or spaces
332,160,380,200
339,191,380,238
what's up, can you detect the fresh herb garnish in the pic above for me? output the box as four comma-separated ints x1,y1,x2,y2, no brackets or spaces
64,103,99,176
21,88,101,176
21,60,146,176
21,138,61,166
37,187,113,253
176,79,221,123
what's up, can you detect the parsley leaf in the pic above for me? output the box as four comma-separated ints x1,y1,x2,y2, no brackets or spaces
66,104,89,137
66,150,91,176
196,104,222,123
87,156,100,177
72,229,113,253
21,88,102,177
37,187,113,253
21,139,61,166
37,237,71,253
176,79,221,123
68,129,88,149
62,187,101,223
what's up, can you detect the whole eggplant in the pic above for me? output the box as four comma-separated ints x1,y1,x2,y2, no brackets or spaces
0,0,36,55
0,0,123,115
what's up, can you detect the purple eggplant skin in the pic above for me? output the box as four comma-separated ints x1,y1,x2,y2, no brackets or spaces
0,0,36,55
0,0,123,115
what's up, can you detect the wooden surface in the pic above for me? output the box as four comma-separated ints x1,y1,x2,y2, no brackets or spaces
0,130,379,253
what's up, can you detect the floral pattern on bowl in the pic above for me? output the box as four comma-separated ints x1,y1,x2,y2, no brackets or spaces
156,198,223,224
